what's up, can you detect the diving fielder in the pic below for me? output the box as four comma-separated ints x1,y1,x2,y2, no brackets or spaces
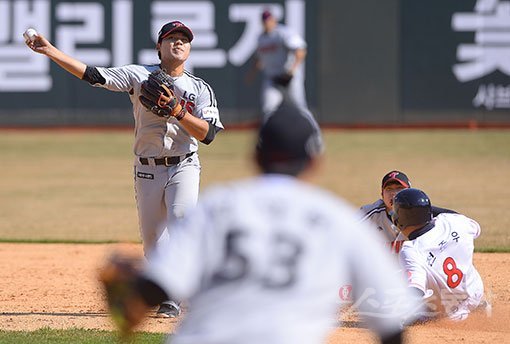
25,21,223,318
360,171,457,254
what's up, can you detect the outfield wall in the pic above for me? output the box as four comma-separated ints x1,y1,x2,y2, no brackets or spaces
0,0,508,126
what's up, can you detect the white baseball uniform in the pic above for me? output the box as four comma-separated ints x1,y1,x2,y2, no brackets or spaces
91,64,223,253
399,213,484,321
257,25,308,119
144,175,421,344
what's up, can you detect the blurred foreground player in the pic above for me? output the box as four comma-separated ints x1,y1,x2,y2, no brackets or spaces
100,101,421,344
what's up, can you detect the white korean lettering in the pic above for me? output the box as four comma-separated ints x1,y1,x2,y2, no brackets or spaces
228,4,283,66
473,84,510,109
56,2,110,66
452,0,510,82
0,1,10,43
0,0,52,92
112,0,133,67
138,1,227,72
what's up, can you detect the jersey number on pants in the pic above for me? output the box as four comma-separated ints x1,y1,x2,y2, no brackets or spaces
443,257,464,288
211,229,303,289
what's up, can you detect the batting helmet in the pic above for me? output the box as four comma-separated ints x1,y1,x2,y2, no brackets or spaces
391,188,432,230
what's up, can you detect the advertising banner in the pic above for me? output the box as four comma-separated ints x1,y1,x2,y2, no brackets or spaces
401,0,510,112
0,0,315,124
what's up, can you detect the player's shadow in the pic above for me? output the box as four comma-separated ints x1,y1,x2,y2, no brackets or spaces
0,312,108,317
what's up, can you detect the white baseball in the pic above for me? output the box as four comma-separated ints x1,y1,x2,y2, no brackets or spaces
23,28,38,42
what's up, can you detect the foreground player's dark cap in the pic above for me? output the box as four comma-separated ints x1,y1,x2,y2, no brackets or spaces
381,170,411,189
261,10,273,21
257,101,322,174
158,21,194,43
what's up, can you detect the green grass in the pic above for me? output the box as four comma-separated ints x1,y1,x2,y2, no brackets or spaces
0,328,165,343
0,129,509,249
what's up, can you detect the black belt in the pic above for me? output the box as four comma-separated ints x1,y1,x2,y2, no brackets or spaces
139,152,194,166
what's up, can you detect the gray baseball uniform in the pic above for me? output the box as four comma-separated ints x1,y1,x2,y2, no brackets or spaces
144,175,421,344
360,199,399,243
257,24,308,119
92,64,223,252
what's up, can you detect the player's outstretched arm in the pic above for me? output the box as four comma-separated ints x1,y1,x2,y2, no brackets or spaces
25,32,86,79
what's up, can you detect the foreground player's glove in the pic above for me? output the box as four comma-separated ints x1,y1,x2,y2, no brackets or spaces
272,72,293,87
98,254,149,337
139,69,185,119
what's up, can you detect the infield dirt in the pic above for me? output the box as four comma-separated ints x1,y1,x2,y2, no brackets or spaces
0,243,508,343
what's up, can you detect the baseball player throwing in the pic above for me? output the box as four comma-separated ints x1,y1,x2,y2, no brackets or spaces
99,101,422,344
25,21,223,318
392,188,488,321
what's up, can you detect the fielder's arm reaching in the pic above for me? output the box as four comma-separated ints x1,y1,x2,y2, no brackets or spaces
24,31,211,141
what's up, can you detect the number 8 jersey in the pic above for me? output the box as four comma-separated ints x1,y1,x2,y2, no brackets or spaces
399,213,484,321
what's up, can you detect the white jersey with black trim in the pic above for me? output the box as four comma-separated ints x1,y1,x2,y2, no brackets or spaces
94,64,223,158
399,213,484,320
257,25,307,78
144,175,420,344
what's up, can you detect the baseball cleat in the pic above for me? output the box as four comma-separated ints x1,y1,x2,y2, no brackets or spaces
156,301,181,318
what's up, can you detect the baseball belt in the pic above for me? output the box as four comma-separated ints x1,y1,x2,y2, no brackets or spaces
139,152,195,166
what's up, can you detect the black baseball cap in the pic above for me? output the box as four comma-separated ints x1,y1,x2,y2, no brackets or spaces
256,100,322,175
158,21,194,43
381,170,411,189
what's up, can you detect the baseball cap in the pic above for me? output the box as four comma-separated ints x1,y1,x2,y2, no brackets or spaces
158,21,194,43
381,170,411,189
261,10,273,21
256,100,322,174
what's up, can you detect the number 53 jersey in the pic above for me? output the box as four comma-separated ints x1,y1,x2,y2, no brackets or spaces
144,174,419,344
399,213,484,320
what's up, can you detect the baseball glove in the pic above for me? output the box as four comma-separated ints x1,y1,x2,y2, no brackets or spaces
98,254,149,337
272,72,293,87
139,69,184,119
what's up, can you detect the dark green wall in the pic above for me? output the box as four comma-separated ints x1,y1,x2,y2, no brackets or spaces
318,0,399,124
0,0,509,126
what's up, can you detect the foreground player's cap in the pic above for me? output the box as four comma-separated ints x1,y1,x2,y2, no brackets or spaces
261,10,273,21
257,100,322,167
158,21,194,43
381,170,411,189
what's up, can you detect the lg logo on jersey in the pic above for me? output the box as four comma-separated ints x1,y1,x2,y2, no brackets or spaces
181,91,196,101
179,91,196,114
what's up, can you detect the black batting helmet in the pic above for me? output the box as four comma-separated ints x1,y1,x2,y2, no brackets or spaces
391,188,432,230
